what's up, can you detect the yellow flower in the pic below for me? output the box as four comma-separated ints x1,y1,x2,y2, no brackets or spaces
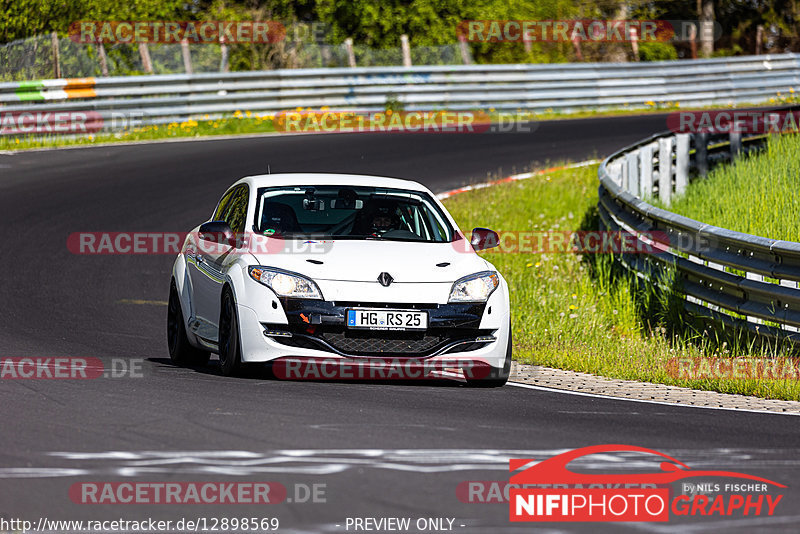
569,304,577,310
526,262,533,267
535,262,541,267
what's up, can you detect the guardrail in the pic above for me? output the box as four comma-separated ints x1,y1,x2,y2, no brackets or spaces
597,121,800,345
2,54,800,135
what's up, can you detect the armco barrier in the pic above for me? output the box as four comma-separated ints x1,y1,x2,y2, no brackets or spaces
598,122,800,344
2,54,800,135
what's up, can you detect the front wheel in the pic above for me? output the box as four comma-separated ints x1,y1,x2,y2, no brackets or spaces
167,282,210,366
218,289,244,377
466,325,511,388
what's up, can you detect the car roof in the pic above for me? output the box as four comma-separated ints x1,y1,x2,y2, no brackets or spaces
233,173,433,193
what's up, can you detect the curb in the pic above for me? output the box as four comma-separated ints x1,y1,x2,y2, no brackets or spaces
510,362,800,415
436,160,601,200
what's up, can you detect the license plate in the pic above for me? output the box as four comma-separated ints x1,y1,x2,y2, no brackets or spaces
346,309,427,331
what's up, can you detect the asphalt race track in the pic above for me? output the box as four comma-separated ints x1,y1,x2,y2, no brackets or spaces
1,113,799,533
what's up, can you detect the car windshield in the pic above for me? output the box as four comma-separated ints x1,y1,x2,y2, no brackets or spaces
254,186,454,242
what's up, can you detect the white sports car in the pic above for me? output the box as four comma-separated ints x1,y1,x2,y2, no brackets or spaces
168,173,511,386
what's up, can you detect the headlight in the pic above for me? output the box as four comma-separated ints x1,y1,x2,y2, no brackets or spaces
248,267,323,299
448,271,499,303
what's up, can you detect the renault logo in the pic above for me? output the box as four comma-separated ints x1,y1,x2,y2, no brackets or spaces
378,272,394,287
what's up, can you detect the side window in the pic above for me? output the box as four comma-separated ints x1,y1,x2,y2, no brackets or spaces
213,189,235,221
222,185,249,234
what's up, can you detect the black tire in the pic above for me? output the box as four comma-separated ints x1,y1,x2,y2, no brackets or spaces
466,326,511,388
218,288,244,377
167,281,210,366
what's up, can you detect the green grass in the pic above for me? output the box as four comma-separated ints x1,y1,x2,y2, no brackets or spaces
0,114,277,151
666,133,800,241
443,163,800,401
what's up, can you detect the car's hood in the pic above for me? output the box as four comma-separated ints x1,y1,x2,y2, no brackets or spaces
248,237,490,283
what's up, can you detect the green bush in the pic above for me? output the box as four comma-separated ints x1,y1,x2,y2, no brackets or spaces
638,41,677,61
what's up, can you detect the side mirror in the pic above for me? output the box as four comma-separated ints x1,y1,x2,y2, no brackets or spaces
199,221,236,247
471,227,499,251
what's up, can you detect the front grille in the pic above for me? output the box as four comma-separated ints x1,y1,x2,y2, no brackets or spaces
269,327,494,357
320,332,442,355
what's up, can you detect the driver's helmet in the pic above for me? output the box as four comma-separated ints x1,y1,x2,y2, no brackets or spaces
370,204,399,233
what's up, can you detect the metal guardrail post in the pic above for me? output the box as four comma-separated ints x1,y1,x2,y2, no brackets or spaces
675,133,690,196
626,150,640,195
620,157,629,191
730,131,742,158
640,143,655,198
658,136,674,206
695,132,709,176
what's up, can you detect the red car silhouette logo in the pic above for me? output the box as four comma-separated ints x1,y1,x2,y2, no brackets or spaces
510,444,786,487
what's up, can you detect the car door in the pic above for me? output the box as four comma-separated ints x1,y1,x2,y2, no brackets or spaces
187,187,236,342
193,184,249,341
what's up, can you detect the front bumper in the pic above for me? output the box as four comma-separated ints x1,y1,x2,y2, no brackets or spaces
237,298,510,369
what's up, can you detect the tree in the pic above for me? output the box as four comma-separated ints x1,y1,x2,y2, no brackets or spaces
698,0,714,57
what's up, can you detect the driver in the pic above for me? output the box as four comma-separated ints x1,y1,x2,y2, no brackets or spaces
371,212,396,233
352,200,401,236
